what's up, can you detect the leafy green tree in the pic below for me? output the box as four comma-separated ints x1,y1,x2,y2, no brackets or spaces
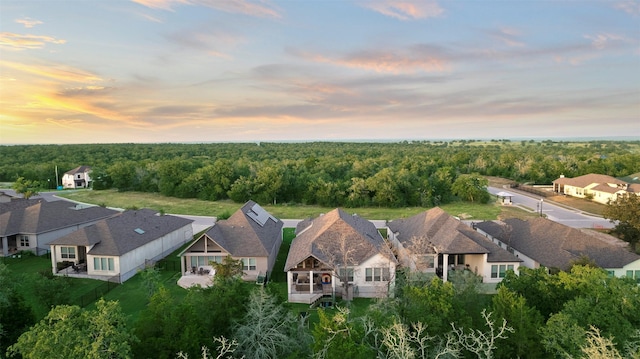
12,177,39,199
0,264,35,356
400,277,458,335
31,270,71,309
491,286,544,359
233,289,311,359
604,193,640,252
540,312,586,359
451,173,491,203
8,299,136,359
212,255,243,280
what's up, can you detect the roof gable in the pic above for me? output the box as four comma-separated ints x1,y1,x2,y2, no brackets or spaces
194,201,283,258
0,200,117,236
285,208,396,271
388,207,496,256
475,217,640,270
50,209,193,256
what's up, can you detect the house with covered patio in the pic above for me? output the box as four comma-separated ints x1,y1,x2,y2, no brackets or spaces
49,209,193,282
177,200,283,288
284,208,397,304
387,207,521,283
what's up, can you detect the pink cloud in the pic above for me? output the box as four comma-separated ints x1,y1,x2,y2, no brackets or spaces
359,0,444,20
132,0,281,18
15,18,43,28
0,32,66,50
614,0,640,16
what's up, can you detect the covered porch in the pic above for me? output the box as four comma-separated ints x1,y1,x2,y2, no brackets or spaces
1,235,18,257
287,270,335,304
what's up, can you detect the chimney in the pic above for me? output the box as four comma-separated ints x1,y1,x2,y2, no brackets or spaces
560,174,565,178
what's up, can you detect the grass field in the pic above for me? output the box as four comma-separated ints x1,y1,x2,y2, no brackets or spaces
58,189,511,221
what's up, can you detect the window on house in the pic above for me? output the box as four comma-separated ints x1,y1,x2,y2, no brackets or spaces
94,257,114,271
338,268,354,282
626,270,640,283
491,264,514,279
365,267,390,282
457,255,465,265
242,258,256,271
20,235,29,247
61,247,76,259
417,255,435,269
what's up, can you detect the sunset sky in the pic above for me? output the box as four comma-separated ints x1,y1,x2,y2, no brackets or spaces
1,0,639,144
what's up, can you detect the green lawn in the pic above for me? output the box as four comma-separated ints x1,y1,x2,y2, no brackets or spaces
58,189,508,220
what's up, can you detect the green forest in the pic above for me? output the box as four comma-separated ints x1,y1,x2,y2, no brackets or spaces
1,140,639,208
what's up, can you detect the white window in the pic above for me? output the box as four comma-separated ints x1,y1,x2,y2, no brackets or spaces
61,247,76,259
365,267,390,282
242,258,256,271
417,255,435,269
191,256,223,267
338,268,354,282
94,257,115,271
491,264,514,278
20,235,30,247
626,270,640,284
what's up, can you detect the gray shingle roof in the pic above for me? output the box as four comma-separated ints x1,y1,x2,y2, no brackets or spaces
475,217,640,270
0,199,117,236
50,209,193,256
64,165,91,175
284,208,397,271
197,201,283,257
387,207,521,264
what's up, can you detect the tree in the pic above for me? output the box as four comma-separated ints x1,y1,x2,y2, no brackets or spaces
604,193,640,252
451,173,491,203
211,255,243,280
312,307,376,359
12,177,39,199
401,277,457,335
450,309,513,359
8,299,136,359
491,286,544,359
233,289,311,359
0,264,35,356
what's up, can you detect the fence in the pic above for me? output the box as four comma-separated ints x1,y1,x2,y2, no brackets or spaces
155,259,181,272
512,184,553,198
76,274,121,307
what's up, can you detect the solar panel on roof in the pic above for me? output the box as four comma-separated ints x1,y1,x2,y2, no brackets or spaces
134,228,145,234
246,203,276,227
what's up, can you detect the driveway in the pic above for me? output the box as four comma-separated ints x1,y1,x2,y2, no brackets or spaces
488,186,614,229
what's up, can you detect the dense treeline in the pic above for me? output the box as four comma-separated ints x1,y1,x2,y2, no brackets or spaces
5,265,640,358
1,140,638,207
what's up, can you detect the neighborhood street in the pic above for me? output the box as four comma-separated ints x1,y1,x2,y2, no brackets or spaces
3,188,614,230
488,186,614,229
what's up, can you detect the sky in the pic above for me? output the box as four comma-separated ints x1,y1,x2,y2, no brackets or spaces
1,0,639,144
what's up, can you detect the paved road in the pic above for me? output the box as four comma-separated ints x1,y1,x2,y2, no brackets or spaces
488,186,614,229
4,188,613,229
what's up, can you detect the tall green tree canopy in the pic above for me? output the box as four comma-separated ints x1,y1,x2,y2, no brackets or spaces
8,299,136,359
604,193,640,252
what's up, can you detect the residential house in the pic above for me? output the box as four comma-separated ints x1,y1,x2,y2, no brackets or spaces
0,198,117,256
62,166,92,189
387,207,521,283
474,217,640,281
284,208,397,304
178,200,283,288
552,173,640,204
49,209,193,282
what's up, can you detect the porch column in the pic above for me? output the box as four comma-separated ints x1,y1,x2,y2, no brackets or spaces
309,270,314,293
287,271,293,295
50,246,57,274
442,254,449,282
1,236,7,256
180,256,185,275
